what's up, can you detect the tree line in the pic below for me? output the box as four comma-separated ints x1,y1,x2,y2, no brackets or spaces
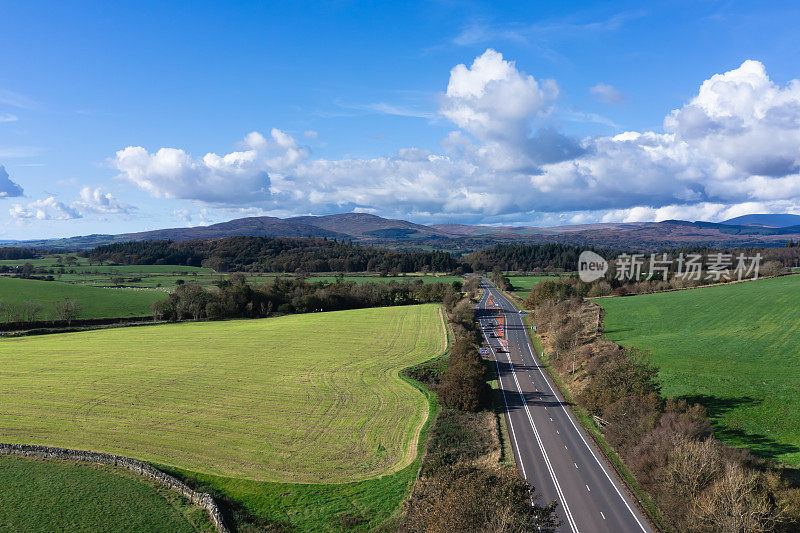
151,274,464,322
0,297,81,324
85,237,464,274
402,276,561,531
530,295,800,532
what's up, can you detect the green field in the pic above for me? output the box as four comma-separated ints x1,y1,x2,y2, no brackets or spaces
599,275,800,466
0,304,445,483
0,277,167,320
507,275,557,299
0,455,207,532
305,275,463,285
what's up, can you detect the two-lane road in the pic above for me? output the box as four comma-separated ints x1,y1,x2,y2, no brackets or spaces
478,279,653,533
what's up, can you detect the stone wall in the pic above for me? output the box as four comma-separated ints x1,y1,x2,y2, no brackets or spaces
0,443,229,533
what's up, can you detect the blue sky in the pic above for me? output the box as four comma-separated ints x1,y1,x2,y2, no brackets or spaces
3,1,800,239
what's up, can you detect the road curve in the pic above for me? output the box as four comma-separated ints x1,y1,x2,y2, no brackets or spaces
478,279,653,533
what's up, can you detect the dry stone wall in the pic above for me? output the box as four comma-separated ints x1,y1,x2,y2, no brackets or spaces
0,443,228,533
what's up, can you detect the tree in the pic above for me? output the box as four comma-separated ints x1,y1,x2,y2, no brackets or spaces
20,300,43,322
51,298,81,325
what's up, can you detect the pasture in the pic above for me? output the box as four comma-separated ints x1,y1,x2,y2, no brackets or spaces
599,275,800,466
0,304,446,483
0,277,166,320
304,274,463,285
0,455,206,532
507,275,557,299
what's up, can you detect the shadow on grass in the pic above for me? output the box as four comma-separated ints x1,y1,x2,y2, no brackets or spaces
681,394,800,461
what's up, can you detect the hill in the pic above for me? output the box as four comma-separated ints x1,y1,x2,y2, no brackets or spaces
123,216,345,241
288,212,453,240
721,213,800,228
4,212,800,252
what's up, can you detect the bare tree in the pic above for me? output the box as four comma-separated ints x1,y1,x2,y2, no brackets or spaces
691,462,784,533
20,300,43,322
50,297,81,325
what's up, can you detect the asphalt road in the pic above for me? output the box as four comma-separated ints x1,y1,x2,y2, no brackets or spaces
478,279,653,533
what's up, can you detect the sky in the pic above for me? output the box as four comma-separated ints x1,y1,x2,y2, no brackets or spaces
3,1,800,239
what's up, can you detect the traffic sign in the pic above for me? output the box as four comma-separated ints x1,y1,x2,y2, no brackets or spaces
479,347,490,355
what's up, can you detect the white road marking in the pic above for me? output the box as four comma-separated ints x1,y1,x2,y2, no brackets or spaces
574,463,579,469
509,290,651,533
482,289,579,533
586,485,591,492
601,512,606,520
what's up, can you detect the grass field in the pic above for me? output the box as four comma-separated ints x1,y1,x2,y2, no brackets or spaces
599,275,800,466
0,304,446,483
304,275,463,285
0,277,167,320
507,275,558,299
0,455,208,532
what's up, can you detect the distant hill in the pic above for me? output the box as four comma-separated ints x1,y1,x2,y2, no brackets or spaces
3,212,800,252
122,216,346,241
721,213,800,228
288,213,453,240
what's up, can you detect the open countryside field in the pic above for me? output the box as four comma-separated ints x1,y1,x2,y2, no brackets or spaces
599,275,800,466
0,455,207,532
0,277,167,320
304,275,463,285
507,275,558,299
0,304,445,483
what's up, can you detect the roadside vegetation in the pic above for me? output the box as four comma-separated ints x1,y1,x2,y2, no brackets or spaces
599,275,800,466
0,455,209,532
528,283,800,532
401,276,560,532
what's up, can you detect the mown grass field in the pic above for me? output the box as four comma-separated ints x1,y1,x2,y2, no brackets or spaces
0,304,446,484
507,275,557,299
0,455,208,532
599,275,800,466
0,277,167,320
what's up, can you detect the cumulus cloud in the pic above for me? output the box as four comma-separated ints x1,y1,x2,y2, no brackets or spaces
0,166,24,198
112,129,302,203
107,53,800,224
9,197,81,220
72,186,135,215
590,82,625,104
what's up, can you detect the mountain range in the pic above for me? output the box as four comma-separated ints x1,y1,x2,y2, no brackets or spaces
2,213,800,252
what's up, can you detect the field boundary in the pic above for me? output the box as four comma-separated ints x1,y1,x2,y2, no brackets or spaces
0,442,228,533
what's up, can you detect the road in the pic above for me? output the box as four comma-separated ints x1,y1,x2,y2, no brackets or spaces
478,279,653,533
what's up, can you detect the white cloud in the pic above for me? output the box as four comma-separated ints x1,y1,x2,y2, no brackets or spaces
10,197,81,220
172,207,213,226
0,88,38,109
441,49,558,142
72,186,135,214
106,53,800,224
0,166,24,198
0,113,18,123
303,130,318,139
590,82,625,104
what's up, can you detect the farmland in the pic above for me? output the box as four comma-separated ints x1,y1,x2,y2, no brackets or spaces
599,275,800,466
0,277,167,320
0,304,445,484
506,275,556,299
0,455,207,532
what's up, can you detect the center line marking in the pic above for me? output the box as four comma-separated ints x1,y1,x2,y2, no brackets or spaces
586,485,591,492
601,512,606,520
